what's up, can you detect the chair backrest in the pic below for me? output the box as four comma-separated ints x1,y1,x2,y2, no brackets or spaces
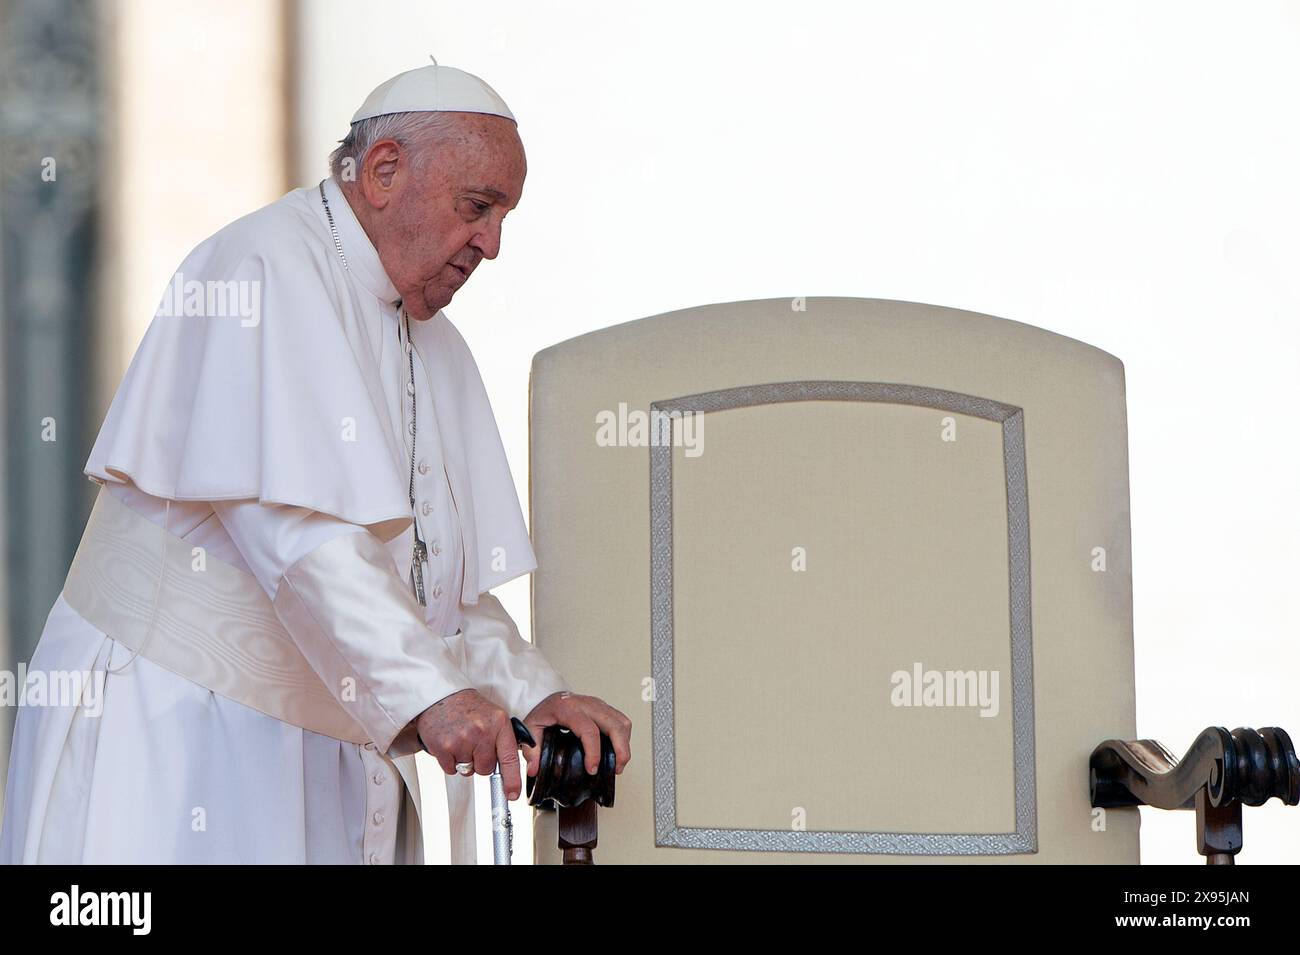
528,297,1137,863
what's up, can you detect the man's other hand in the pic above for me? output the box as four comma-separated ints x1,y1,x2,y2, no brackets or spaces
521,692,632,779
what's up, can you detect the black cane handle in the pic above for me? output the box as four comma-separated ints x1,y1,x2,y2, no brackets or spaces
511,716,535,748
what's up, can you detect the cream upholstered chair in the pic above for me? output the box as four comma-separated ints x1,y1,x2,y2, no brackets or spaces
526,297,1296,865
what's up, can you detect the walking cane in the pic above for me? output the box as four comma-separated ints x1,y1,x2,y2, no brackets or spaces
490,717,536,865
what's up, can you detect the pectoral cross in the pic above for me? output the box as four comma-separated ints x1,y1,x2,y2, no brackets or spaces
410,533,429,607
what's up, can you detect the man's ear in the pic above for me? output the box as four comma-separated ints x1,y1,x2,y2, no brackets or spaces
359,139,402,210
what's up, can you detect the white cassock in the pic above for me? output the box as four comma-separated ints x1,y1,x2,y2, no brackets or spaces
0,175,569,864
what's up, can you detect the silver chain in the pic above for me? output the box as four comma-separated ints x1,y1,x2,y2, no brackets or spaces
404,310,429,605
318,180,349,271
405,312,419,506
319,180,429,605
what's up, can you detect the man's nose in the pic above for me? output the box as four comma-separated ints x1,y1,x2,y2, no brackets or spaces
471,220,503,260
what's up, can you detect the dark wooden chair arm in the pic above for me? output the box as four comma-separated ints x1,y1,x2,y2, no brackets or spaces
1090,726,1299,863
528,725,617,864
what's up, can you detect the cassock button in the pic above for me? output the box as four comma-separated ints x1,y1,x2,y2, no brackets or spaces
369,853,381,865
363,742,375,751
406,381,415,396
372,771,385,785
432,583,443,600
421,501,432,516
373,811,385,826
417,459,430,475
430,541,441,556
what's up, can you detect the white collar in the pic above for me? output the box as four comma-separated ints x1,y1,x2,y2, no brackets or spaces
319,176,402,306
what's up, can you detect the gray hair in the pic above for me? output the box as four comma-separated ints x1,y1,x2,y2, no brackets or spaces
328,111,464,183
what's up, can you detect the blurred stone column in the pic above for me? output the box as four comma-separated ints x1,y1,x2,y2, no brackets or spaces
0,0,290,811
0,1,104,802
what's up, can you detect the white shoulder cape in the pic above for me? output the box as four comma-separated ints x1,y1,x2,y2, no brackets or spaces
84,184,535,602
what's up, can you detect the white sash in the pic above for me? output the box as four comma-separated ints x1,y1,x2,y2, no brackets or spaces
57,488,488,862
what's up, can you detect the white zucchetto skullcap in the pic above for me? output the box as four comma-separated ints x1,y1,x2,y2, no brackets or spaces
350,57,515,125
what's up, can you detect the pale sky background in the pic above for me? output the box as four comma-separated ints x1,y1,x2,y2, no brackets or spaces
105,0,1300,863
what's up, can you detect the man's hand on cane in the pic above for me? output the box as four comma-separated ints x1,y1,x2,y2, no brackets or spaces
417,689,523,799
415,688,633,797
520,691,633,779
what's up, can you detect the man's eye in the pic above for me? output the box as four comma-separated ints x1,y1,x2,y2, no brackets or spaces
460,199,489,217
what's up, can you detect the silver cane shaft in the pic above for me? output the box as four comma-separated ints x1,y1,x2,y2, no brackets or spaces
488,717,534,866
490,765,512,865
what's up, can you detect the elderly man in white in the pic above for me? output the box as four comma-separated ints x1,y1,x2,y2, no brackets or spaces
0,62,631,865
